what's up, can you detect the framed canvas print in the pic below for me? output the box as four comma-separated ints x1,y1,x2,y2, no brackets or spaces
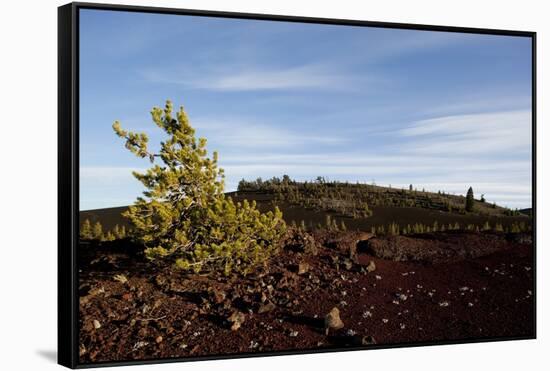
58,2,536,368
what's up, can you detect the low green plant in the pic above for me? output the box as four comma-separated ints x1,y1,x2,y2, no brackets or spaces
92,221,103,240
102,231,115,242
80,219,93,240
113,224,126,239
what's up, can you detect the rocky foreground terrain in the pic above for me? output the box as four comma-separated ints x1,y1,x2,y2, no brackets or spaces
78,229,534,364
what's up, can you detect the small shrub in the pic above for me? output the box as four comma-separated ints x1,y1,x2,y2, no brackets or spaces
387,222,400,236
92,221,103,240
80,219,93,240
102,231,115,242
113,224,126,239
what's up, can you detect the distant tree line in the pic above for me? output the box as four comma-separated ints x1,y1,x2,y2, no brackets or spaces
286,217,531,236
367,220,531,236
79,219,128,242
237,176,520,218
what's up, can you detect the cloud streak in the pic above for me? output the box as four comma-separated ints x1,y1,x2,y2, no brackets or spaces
141,63,370,92
191,116,348,148
398,110,532,156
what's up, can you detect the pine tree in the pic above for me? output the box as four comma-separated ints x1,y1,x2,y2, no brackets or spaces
80,219,93,240
92,221,103,240
113,224,121,239
465,187,475,212
119,225,127,239
388,222,400,236
102,231,115,241
111,224,127,239
113,100,286,275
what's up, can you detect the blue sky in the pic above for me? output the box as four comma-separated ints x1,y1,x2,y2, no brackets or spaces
79,9,532,211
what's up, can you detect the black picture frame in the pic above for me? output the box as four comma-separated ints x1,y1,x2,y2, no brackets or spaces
58,2,537,368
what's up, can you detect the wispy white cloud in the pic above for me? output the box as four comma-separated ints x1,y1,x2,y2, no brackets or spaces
138,29,467,93
398,110,532,156
191,116,348,148
218,156,530,181
353,29,470,64
141,63,370,92
401,110,530,137
420,94,532,117
136,25,474,96
220,153,528,168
